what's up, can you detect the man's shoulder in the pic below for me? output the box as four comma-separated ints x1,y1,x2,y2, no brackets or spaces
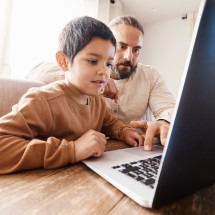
134,63,160,79
137,63,157,73
26,62,64,84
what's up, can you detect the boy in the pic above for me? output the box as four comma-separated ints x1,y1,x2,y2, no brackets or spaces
0,16,144,174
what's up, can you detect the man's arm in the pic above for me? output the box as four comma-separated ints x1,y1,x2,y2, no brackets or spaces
101,78,118,103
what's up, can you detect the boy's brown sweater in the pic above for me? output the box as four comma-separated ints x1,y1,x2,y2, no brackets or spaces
0,80,135,174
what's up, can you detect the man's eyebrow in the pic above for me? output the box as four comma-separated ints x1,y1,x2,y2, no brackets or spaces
134,46,142,49
117,42,127,46
117,42,142,49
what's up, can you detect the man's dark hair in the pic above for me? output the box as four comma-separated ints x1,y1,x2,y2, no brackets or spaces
108,15,144,35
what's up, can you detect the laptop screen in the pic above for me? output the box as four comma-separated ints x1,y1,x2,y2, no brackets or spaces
153,0,215,208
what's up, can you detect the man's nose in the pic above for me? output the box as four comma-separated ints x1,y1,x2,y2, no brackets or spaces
124,48,134,61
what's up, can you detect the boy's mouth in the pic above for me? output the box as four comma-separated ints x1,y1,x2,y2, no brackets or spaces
92,80,105,83
92,80,105,88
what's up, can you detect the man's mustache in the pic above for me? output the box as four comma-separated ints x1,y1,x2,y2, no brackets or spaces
116,60,133,68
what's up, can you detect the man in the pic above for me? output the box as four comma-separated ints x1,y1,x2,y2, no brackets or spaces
26,16,175,151
101,16,175,150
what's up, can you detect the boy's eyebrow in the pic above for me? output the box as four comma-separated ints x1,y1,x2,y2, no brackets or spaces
86,53,114,60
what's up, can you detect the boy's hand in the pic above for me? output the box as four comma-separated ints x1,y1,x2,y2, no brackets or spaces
74,130,107,162
124,130,144,147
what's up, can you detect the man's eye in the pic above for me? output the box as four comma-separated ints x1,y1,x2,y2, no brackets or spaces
133,48,140,54
117,44,126,50
88,59,97,64
106,62,113,70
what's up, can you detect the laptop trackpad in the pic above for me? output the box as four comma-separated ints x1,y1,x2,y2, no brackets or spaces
85,145,164,165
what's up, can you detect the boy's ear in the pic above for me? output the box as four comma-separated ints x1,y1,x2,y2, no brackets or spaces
56,51,69,71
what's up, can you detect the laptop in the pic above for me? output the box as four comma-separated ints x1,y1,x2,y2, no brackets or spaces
82,0,215,208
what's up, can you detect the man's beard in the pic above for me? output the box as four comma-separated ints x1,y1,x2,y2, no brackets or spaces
113,60,137,79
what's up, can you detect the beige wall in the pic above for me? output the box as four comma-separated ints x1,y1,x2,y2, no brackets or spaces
0,0,198,88
141,14,196,98
106,1,197,98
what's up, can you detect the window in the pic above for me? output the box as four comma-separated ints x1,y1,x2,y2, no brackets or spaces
1,0,98,78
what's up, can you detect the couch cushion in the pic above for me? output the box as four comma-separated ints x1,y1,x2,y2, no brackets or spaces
0,77,45,117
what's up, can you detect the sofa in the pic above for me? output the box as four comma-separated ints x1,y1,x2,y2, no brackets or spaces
0,77,45,117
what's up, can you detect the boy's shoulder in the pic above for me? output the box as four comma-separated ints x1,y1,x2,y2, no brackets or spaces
25,81,65,101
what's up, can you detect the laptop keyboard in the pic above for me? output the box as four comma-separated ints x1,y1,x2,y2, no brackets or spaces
112,155,162,189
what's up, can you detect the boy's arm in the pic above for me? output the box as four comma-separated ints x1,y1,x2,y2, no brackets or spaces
100,98,144,146
0,96,75,174
103,119,134,140
102,118,144,147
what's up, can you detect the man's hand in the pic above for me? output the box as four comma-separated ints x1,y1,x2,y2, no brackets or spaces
130,120,170,151
101,78,118,103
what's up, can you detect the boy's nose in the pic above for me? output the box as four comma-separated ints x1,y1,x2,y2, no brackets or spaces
97,66,106,75
97,65,111,77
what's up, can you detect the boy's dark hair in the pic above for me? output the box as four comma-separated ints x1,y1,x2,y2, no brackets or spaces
108,15,144,35
58,16,116,62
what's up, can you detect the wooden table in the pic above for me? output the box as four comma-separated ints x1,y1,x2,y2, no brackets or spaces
0,139,214,215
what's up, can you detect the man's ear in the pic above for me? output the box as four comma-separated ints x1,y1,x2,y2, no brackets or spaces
56,51,69,71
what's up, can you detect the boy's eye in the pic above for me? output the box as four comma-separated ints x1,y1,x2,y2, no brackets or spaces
87,59,97,64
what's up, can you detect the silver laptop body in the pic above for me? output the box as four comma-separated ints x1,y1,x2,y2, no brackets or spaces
83,0,215,208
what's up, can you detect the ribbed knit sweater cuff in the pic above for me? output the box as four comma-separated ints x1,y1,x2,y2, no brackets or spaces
69,141,76,164
118,125,136,141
